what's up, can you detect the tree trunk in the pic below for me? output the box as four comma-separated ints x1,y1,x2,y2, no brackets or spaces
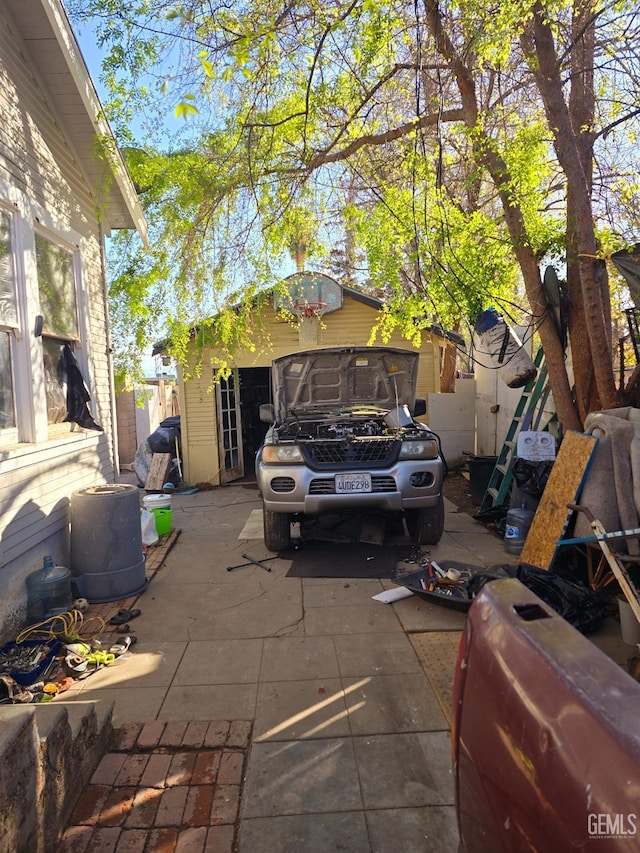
566,0,612,417
476,150,582,433
524,1,618,413
423,0,582,432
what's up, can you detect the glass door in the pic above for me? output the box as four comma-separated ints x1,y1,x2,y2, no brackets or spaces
217,370,243,483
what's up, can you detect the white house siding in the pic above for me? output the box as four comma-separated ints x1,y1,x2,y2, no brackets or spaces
177,296,443,485
0,8,116,639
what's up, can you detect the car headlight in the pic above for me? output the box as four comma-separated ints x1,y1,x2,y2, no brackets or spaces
261,444,304,464
399,438,439,459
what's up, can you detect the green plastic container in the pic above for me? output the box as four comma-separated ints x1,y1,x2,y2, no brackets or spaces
151,508,172,536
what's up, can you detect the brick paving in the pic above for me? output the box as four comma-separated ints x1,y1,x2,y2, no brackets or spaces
57,720,252,853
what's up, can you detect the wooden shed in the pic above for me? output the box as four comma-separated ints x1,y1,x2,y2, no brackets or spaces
172,273,457,486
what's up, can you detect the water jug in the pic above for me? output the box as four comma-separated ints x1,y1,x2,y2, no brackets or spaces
26,556,72,624
504,504,535,555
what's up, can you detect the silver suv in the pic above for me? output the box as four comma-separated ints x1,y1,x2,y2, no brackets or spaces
256,346,445,551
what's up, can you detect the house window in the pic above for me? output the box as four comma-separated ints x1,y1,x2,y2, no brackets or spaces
35,233,79,426
0,188,96,446
35,233,78,339
0,208,18,438
0,331,15,429
42,337,67,425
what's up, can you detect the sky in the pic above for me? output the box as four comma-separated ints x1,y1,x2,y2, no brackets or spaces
69,15,107,106
70,15,168,376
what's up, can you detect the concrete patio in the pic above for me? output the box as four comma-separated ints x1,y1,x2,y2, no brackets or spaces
54,482,630,852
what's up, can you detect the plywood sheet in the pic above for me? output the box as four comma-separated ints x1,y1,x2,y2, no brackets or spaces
519,431,598,570
238,509,264,540
145,453,172,492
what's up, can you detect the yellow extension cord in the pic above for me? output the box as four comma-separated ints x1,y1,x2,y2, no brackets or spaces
15,610,107,645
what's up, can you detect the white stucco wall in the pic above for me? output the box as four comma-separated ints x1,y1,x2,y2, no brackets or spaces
427,379,476,466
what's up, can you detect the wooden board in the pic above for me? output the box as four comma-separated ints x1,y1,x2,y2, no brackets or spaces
519,431,598,570
145,453,173,492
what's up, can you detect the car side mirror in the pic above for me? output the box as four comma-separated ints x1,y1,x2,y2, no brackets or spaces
413,398,427,417
259,403,275,423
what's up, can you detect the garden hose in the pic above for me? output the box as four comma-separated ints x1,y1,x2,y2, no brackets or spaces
15,610,107,645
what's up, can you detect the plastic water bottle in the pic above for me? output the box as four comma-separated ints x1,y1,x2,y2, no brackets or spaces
26,556,72,623
504,504,535,555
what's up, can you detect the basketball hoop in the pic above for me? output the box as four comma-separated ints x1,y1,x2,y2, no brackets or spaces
292,301,327,318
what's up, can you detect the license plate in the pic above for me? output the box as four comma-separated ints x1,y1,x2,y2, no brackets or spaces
335,473,372,493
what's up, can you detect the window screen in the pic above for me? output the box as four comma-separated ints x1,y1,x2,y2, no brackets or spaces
35,233,78,339
0,331,15,428
0,210,18,327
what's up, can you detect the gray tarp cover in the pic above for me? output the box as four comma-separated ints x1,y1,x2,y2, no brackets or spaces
612,245,640,306
575,407,640,554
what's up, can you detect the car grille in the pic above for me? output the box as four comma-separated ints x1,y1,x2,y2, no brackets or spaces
302,439,398,467
309,475,397,494
270,476,296,493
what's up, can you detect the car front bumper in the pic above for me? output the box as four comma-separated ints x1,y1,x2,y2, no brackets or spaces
256,458,444,514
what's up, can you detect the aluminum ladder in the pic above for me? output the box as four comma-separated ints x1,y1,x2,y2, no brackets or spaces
481,348,552,509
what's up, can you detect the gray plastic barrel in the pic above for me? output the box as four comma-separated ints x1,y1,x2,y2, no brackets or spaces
504,504,535,555
70,484,146,603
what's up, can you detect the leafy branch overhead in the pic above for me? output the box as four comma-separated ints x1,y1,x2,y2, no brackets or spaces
69,0,640,427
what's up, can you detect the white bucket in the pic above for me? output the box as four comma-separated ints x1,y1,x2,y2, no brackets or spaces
143,494,172,511
618,597,640,645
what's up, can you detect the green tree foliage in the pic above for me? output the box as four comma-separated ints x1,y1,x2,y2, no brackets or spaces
68,1,640,423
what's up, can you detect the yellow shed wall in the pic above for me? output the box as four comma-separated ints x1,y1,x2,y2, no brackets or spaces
179,296,443,485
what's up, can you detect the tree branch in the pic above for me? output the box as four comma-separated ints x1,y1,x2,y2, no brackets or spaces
304,109,466,170
596,106,640,140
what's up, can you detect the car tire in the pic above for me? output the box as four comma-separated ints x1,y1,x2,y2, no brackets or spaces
263,508,291,551
406,497,445,545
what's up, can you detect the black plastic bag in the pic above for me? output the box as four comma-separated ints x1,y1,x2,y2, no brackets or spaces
512,458,554,498
148,415,181,455
61,343,102,431
513,563,605,634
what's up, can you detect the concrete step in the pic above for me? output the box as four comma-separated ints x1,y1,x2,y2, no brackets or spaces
0,698,114,853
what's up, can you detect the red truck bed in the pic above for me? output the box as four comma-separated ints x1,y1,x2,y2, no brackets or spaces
452,578,640,851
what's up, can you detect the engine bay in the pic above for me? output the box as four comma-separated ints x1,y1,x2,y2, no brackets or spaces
274,413,428,442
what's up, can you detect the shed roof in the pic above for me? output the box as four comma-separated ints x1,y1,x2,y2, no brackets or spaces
152,281,466,355
5,0,148,244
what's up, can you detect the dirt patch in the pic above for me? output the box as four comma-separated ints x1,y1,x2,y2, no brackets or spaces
442,470,480,517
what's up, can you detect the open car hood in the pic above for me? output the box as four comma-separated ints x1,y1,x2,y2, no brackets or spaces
270,347,420,420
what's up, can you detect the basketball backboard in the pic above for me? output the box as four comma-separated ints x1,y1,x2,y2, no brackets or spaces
274,272,343,316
